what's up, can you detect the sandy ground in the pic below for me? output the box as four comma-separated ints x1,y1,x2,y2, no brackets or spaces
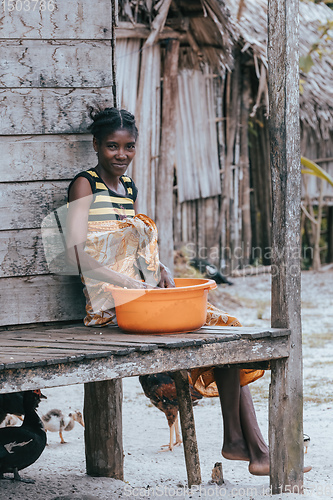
0,270,332,500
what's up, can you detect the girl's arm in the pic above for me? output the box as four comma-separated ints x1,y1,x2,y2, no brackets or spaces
66,177,152,289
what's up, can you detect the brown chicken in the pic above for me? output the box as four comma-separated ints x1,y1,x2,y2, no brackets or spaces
139,371,202,451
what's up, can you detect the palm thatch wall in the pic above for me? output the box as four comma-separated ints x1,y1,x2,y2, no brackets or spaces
116,0,236,271
224,0,333,266
116,0,333,272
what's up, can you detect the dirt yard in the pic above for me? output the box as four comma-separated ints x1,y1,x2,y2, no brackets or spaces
0,270,332,500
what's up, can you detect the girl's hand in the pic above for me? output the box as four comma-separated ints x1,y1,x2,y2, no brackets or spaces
158,263,175,288
122,278,156,290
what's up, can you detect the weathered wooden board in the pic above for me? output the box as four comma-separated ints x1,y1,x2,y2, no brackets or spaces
0,274,85,326
2,325,289,342
268,0,303,492
269,358,290,492
0,338,160,355
0,40,111,88
0,346,114,356
0,181,67,230
0,1,111,39
173,370,201,487
0,326,288,354
0,350,55,359
5,331,213,346
0,335,290,393
0,229,49,277
115,22,183,41
0,340,144,351
0,88,113,135
84,379,124,479
0,135,95,183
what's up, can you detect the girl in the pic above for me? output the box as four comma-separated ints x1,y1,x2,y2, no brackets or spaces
66,106,306,477
66,107,174,326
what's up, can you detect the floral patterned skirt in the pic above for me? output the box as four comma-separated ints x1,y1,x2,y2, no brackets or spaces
191,302,264,397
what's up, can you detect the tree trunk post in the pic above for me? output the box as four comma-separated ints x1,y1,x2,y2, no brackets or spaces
155,38,180,274
240,66,252,267
312,179,324,271
327,206,333,263
172,370,201,487
268,0,303,493
84,379,124,479
269,358,290,492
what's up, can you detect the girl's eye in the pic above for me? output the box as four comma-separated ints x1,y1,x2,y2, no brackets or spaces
127,144,136,150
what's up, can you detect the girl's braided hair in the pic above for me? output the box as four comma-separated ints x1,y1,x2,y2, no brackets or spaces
88,106,138,142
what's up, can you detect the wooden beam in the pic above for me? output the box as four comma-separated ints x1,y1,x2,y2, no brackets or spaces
313,156,333,164
327,206,333,263
116,22,185,40
173,370,201,487
84,379,124,479
0,335,290,393
240,66,252,266
144,0,173,48
269,359,289,492
155,38,180,273
268,0,303,493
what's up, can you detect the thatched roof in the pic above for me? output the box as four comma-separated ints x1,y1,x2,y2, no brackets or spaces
118,0,236,70
224,0,333,140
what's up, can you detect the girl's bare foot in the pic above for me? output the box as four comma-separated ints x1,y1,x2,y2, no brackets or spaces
249,456,312,476
222,439,250,462
248,453,270,475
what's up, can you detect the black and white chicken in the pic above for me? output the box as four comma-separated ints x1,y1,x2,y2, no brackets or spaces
0,390,47,482
189,258,233,285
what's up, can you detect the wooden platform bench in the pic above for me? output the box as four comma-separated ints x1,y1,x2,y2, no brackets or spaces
0,323,291,488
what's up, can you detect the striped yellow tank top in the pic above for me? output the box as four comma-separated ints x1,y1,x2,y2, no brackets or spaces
68,168,138,221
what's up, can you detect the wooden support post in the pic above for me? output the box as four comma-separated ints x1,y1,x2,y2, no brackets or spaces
155,38,180,274
268,0,303,493
269,358,289,491
327,206,333,263
240,66,252,267
84,379,124,479
173,370,201,487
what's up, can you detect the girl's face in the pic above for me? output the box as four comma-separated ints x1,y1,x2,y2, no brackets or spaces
93,129,136,177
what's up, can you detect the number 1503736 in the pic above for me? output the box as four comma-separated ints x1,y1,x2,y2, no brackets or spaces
1,0,55,11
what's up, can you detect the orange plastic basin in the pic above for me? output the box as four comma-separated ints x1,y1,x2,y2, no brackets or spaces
110,278,217,334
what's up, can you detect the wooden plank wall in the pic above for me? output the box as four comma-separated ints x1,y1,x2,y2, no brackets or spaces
0,1,114,326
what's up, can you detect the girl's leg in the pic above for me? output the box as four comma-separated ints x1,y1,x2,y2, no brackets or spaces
214,366,269,474
214,366,250,461
239,384,269,475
